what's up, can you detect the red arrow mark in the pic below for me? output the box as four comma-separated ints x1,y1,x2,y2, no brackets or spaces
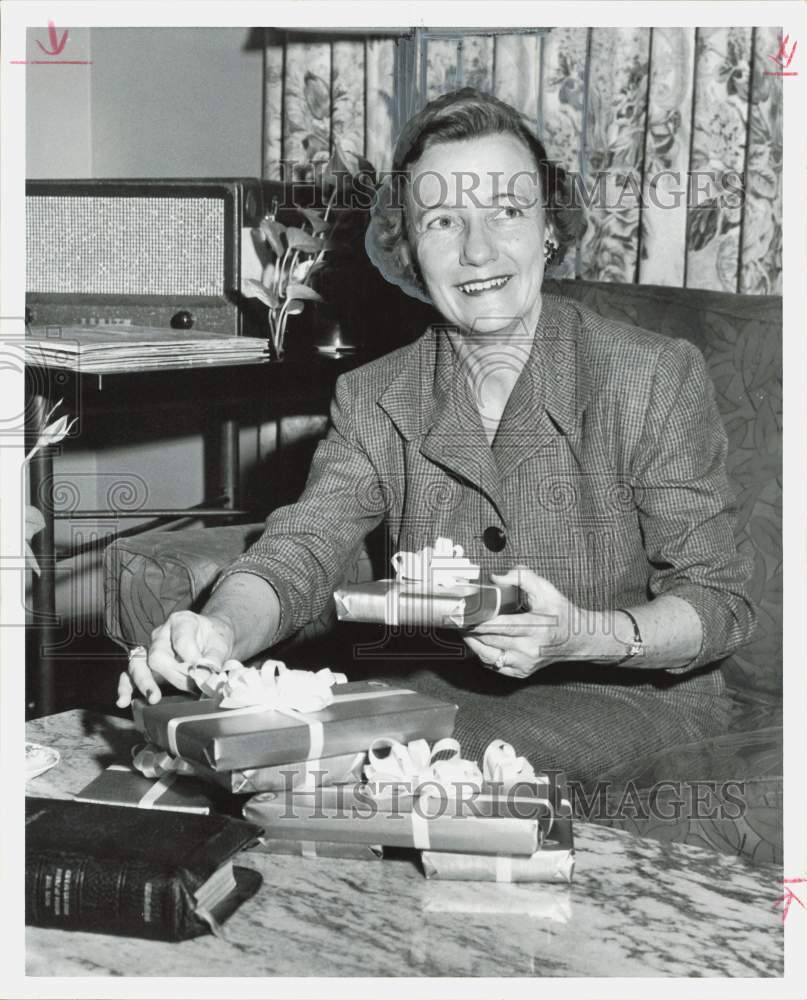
36,21,69,56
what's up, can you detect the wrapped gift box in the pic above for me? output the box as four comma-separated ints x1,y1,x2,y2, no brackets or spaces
334,580,520,629
242,783,553,855
191,749,368,794
421,847,575,883
249,838,383,860
74,765,230,815
132,682,457,772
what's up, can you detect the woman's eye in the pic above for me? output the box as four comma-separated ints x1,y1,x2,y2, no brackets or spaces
425,215,458,231
494,206,524,220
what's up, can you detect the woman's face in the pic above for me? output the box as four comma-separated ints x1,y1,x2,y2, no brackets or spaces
407,132,549,337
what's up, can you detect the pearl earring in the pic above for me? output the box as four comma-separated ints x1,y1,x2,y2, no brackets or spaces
544,238,559,264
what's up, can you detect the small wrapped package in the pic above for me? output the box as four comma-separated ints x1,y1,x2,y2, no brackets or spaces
333,580,518,629
249,838,383,860
334,537,519,628
243,735,574,859
128,742,368,795
74,765,228,816
421,847,574,883
132,670,457,773
191,750,368,794
242,783,552,856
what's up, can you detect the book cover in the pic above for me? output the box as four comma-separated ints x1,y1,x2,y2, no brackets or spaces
25,797,263,940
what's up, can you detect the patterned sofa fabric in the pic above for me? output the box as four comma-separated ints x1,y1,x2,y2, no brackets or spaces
545,280,782,695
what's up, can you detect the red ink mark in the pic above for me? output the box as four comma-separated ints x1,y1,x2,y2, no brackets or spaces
9,21,92,65
10,60,93,65
36,21,69,57
773,877,806,922
765,33,798,76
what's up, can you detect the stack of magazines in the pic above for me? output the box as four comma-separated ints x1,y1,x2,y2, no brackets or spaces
25,326,271,373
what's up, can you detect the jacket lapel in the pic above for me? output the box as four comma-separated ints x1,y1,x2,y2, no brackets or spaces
376,295,589,516
492,295,589,476
379,329,506,518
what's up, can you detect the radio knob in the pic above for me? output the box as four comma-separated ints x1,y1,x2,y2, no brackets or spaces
170,309,195,330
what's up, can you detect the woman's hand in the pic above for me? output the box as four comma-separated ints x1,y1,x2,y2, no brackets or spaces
463,566,586,679
116,611,235,708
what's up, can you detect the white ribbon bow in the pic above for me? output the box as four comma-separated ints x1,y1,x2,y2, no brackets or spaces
364,736,484,801
131,742,197,780
390,537,480,590
482,739,537,788
188,658,347,712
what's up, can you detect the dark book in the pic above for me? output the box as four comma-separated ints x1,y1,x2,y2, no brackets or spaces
25,797,263,941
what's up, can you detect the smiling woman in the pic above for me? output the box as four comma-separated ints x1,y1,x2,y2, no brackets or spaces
119,88,758,782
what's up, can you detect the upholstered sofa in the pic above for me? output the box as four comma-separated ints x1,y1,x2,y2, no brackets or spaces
104,278,782,864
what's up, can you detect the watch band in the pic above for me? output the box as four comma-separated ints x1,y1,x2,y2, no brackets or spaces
615,608,643,665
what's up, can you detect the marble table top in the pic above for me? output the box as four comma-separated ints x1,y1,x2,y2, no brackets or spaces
25,710,783,978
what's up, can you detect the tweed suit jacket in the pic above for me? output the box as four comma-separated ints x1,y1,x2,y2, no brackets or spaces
224,294,756,673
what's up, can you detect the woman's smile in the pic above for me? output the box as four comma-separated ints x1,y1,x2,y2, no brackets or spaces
408,132,550,338
456,274,513,295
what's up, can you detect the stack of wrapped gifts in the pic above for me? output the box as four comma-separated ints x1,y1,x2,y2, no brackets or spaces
79,532,576,881
78,658,575,880
243,735,575,883
80,660,458,859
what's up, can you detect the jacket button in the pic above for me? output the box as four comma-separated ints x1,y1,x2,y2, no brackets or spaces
483,526,506,552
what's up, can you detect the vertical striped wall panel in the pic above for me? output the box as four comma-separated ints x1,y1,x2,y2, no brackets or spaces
262,27,783,294
638,27,696,287
331,41,366,160
283,42,332,179
263,43,285,181
540,27,588,279
579,28,652,284
494,33,540,123
685,27,753,291
740,26,783,295
365,39,395,174
462,35,495,92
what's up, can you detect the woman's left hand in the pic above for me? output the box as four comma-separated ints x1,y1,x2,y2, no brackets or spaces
463,566,585,679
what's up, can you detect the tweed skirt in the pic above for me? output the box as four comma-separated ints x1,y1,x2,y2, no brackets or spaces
331,630,733,784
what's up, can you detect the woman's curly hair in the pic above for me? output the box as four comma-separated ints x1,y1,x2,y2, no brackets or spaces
365,87,586,301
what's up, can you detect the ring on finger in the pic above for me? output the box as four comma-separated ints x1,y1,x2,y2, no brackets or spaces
128,645,147,662
493,650,507,671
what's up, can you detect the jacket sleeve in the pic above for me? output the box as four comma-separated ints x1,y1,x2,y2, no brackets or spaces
632,337,757,671
216,372,387,644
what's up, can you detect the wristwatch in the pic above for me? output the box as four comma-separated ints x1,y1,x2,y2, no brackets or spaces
615,608,644,664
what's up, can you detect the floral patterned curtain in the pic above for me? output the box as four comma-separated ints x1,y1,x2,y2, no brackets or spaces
263,27,782,295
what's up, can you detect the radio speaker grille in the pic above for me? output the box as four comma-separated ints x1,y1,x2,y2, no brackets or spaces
26,195,226,297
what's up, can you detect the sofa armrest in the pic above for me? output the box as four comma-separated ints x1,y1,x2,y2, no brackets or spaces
104,524,266,648
103,523,375,651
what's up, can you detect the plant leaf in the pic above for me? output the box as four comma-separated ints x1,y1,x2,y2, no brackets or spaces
25,540,40,576
285,299,306,316
299,208,330,234
285,227,329,253
259,219,286,257
286,283,323,302
243,279,280,309
26,505,45,540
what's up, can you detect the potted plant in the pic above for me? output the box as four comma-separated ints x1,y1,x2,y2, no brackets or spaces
243,141,377,360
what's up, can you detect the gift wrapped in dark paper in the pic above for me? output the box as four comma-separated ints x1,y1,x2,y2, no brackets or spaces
191,749,368,793
242,783,553,855
132,682,457,772
74,766,231,815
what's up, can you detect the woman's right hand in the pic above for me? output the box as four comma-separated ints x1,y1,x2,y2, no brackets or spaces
116,610,235,708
